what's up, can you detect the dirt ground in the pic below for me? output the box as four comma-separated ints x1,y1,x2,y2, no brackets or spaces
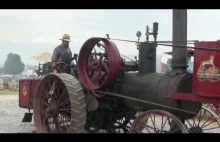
0,94,220,133
0,95,34,133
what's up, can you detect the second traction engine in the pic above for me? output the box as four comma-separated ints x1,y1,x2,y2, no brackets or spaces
77,22,202,132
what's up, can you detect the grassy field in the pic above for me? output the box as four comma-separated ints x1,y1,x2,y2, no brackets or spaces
0,80,19,95
0,90,18,95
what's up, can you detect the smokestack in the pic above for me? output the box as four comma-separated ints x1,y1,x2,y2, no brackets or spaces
171,9,188,74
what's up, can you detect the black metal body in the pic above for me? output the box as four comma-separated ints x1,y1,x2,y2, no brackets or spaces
122,61,138,72
117,35,201,120
138,42,157,74
119,72,201,120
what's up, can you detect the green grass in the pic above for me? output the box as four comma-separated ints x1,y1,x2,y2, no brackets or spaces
0,90,18,95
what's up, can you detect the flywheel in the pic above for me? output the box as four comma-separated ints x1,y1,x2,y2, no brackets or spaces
77,37,122,90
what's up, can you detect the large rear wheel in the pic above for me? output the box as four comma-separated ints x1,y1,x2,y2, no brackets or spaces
33,73,87,133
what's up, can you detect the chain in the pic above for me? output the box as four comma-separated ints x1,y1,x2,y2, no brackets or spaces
93,90,198,115
93,90,220,121
107,37,220,52
71,34,219,52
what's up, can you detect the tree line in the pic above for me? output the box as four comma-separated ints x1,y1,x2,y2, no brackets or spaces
1,53,25,75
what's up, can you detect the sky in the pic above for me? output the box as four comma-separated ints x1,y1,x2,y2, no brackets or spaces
0,9,220,66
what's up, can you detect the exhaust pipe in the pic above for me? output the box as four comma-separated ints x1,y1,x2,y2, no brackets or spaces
171,9,188,75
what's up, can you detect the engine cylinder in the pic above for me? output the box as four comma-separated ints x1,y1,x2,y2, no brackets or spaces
119,72,202,119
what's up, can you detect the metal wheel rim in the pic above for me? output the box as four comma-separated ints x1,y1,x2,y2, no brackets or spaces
33,74,71,133
129,109,188,133
33,73,87,133
185,105,220,133
203,103,220,115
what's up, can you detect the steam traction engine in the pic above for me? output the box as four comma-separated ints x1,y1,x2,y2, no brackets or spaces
19,10,220,133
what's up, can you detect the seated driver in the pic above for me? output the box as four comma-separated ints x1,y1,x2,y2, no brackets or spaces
51,34,72,72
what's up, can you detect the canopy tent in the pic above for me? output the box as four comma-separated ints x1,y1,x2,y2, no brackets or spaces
31,52,52,62
30,52,52,76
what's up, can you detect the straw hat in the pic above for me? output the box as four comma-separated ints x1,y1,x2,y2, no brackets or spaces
59,34,71,42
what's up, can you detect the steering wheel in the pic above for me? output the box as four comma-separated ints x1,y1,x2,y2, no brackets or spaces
51,62,69,73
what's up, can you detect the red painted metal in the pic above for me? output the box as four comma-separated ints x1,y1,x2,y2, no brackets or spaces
19,78,41,109
19,79,31,108
30,78,41,108
163,41,220,105
193,41,220,97
77,37,122,90
164,92,220,105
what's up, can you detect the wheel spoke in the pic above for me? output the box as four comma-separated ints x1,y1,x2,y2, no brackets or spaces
57,98,70,108
200,117,211,128
57,88,68,105
162,117,169,130
40,108,50,119
130,110,187,133
58,109,71,113
101,60,109,72
201,120,216,128
186,120,193,128
171,128,180,133
149,113,156,132
197,109,203,126
185,106,220,133
87,63,98,71
55,116,63,133
161,115,164,130
41,100,49,107
144,124,153,133
192,117,197,127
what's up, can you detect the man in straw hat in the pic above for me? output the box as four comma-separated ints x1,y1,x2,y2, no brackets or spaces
51,34,72,72
51,34,99,113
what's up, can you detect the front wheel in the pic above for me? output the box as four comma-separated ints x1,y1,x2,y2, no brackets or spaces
185,105,220,133
33,73,87,133
129,109,188,133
